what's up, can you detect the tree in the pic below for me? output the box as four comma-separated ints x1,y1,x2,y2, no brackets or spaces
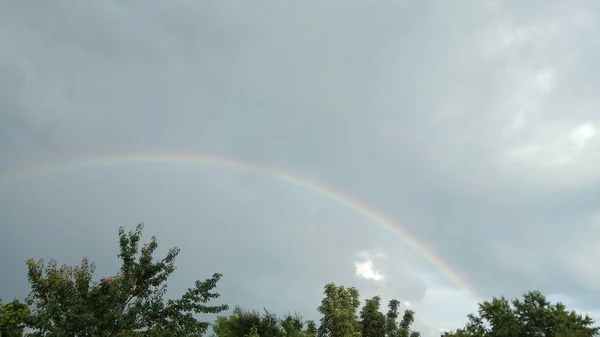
281,313,315,337
211,307,316,337
248,326,261,337
212,306,282,337
397,309,420,337
305,320,317,337
385,299,401,337
359,296,386,337
378,298,420,337
445,290,599,337
0,299,30,337
24,223,228,336
317,283,361,337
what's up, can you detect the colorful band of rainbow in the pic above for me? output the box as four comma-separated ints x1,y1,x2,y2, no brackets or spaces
0,152,483,302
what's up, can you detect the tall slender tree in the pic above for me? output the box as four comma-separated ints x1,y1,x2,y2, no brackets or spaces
385,299,401,337
360,296,386,337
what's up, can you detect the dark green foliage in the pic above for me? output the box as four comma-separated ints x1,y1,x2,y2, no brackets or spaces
386,299,401,336
211,307,315,337
317,283,362,337
445,290,599,337
0,299,30,337
360,296,386,337
6,223,599,337
305,320,317,337
23,223,228,336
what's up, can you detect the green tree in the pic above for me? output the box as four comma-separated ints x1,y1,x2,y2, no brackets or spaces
212,307,283,337
0,299,30,337
281,313,303,335
397,309,420,337
248,326,261,337
317,283,361,337
445,290,599,337
212,307,317,337
212,316,235,337
305,320,317,337
359,296,386,337
281,313,313,337
385,299,400,337
24,223,228,336
367,298,419,337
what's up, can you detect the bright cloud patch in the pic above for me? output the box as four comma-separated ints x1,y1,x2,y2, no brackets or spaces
507,122,597,166
355,259,384,281
354,250,386,282
570,123,596,149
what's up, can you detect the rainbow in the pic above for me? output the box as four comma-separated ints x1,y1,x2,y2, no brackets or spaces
0,152,482,301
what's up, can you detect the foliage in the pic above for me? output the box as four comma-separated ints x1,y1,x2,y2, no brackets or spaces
385,299,401,337
357,295,419,337
444,290,599,337
305,320,318,337
397,309,420,337
211,283,421,337
247,326,261,337
211,307,315,337
6,223,600,337
23,223,228,336
0,299,30,337
317,283,362,337
360,296,386,337
212,307,280,337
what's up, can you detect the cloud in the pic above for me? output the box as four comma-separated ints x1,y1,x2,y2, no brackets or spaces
506,122,597,166
2,1,600,337
355,250,386,282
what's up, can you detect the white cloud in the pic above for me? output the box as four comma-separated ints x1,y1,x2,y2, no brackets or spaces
355,251,385,282
570,122,596,148
506,122,597,166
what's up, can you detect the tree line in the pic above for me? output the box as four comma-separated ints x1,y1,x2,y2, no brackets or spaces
1,223,598,337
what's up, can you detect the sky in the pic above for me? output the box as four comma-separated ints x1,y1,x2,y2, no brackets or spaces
1,1,600,336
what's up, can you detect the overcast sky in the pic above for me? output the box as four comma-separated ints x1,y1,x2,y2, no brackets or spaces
2,1,600,336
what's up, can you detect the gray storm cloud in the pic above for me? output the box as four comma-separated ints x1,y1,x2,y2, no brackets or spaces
2,1,600,336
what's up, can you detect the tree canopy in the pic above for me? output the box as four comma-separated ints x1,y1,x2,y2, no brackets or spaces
444,290,599,337
22,223,228,336
1,223,598,337
0,299,30,337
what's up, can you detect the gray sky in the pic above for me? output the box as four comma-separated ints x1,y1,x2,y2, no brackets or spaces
1,1,600,335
